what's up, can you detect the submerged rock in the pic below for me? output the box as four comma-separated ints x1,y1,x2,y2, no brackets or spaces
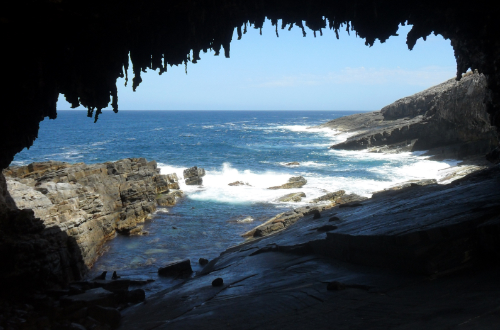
268,176,307,190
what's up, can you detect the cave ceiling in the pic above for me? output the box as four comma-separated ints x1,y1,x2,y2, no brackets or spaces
1,0,499,169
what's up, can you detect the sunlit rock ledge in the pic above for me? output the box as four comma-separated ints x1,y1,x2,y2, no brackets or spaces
0,158,182,288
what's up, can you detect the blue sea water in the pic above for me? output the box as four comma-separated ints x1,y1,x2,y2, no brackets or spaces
13,110,458,292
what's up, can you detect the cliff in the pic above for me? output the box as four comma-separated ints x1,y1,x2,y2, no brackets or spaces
320,72,499,160
0,158,181,291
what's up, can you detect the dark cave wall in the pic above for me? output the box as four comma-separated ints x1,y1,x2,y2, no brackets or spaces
1,0,500,169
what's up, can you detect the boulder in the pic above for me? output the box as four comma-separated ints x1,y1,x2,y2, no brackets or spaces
285,162,300,166
183,166,206,185
277,192,306,202
158,259,193,276
268,176,307,190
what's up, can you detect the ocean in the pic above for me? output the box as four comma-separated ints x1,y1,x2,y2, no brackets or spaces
13,110,458,292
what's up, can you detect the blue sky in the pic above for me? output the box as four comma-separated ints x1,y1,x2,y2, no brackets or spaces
58,20,456,111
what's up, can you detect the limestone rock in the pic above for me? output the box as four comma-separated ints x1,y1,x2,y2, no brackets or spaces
311,190,345,203
1,158,176,288
277,192,306,202
184,166,206,185
322,73,499,160
268,176,307,190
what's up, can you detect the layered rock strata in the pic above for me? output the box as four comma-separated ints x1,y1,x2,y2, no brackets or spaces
268,176,307,190
320,72,499,159
183,166,206,185
243,190,367,238
0,158,181,290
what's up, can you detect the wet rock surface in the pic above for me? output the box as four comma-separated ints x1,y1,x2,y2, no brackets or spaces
320,73,499,160
120,165,500,329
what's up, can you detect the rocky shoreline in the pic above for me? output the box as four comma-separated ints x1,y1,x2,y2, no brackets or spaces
1,72,499,328
317,72,499,161
0,158,184,291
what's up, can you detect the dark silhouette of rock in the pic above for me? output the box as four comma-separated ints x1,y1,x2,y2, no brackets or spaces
111,271,120,280
312,210,321,219
327,281,346,291
199,258,209,266
87,305,121,328
94,272,107,280
158,259,193,276
212,278,224,287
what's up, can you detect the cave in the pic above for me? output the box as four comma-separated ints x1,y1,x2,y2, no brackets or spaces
1,0,500,328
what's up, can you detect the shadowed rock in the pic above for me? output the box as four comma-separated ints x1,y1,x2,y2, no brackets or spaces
158,259,193,277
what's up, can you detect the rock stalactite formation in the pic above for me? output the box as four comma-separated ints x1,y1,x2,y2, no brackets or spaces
2,0,500,169
0,158,181,291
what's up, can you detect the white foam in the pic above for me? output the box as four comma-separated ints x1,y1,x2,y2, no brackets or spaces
275,125,354,144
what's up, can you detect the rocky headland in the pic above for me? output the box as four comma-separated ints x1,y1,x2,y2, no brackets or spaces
318,72,499,161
